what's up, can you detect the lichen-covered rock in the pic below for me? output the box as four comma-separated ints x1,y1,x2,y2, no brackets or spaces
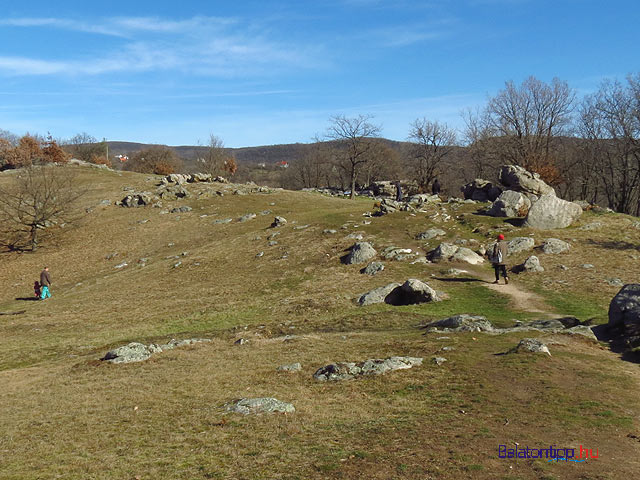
344,242,377,265
423,314,494,332
102,342,152,363
524,195,582,229
512,255,544,274
541,238,571,254
416,228,447,240
507,237,535,255
608,285,640,350
357,282,402,306
361,261,385,276
488,190,532,217
428,243,484,265
313,356,423,381
499,165,556,196
508,338,551,355
225,397,295,415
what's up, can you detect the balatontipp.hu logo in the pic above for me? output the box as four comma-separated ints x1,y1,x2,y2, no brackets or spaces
498,444,599,463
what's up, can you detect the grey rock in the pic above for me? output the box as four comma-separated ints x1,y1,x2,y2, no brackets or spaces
488,190,532,217
432,357,448,365
99,199,111,206
120,192,156,208
524,195,583,229
608,284,640,328
423,314,494,332
346,233,364,241
508,338,551,355
277,363,302,372
441,346,455,351
170,206,192,214
581,264,594,269
234,338,248,345
416,228,447,240
344,242,377,265
225,397,295,415
268,241,278,246
541,238,571,254
499,165,556,196
238,213,257,222
103,342,152,364
313,356,423,381
606,278,624,287
400,279,441,304
361,261,385,276
507,237,535,255
516,255,544,273
382,247,413,260
213,218,233,224
323,229,337,234
357,282,402,306
461,179,502,202
428,243,484,265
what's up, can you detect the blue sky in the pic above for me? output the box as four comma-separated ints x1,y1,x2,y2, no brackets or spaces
0,0,637,147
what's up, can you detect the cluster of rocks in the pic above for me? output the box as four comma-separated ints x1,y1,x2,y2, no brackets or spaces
358,279,441,306
466,165,582,229
421,314,597,341
161,173,228,185
117,192,158,207
313,356,423,381
102,338,211,363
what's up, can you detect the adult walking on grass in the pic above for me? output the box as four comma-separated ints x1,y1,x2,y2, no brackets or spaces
490,234,509,284
40,267,52,300
431,178,441,196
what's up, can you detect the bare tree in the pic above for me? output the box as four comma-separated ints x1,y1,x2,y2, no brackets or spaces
0,165,85,251
63,133,107,163
325,114,382,199
577,75,640,214
125,146,183,175
464,77,575,184
407,118,456,192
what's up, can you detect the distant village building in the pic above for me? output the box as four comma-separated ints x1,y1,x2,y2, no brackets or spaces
277,161,289,169
117,155,128,163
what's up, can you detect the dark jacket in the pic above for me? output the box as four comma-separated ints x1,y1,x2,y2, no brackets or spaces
491,241,508,266
432,180,441,195
40,270,51,287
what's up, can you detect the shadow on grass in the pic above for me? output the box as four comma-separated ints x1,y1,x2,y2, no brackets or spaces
592,324,640,365
433,277,485,283
586,239,640,251
15,297,40,301
0,310,26,315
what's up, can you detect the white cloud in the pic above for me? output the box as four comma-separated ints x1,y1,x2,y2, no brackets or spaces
0,15,324,77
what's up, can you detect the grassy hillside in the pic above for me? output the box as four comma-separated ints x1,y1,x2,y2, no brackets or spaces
0,165,638,479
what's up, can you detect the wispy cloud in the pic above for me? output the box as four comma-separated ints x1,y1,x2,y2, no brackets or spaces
0,15,323,77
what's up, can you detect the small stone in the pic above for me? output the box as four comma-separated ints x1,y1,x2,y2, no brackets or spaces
606,278,624,287
114,262,128,269
581,264,594,269
432,357,448,365
225,397,295,415
234,338,248,345
277,363,302,372
256,251,264,258
323,229,337,234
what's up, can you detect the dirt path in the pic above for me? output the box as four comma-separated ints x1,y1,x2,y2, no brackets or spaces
467,266,556,317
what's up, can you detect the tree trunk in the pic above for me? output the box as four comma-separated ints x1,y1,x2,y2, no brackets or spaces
30,225,38,252
349,164,356,200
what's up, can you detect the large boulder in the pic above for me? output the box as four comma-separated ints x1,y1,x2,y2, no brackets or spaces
313,356,423,382
461,179,502,202
344,242,377,265
513,255,544,273
524,195,583,229
488,190,532,217
358,279,441,306
508,338,551,355
609,284,640,328
102,342,152,363
499,165,556,196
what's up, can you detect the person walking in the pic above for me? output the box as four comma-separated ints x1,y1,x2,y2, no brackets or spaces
40,267,52,300
395,181,403,202
490,234,509,284
431,178,441,196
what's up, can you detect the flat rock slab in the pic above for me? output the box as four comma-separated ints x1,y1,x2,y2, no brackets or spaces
313,356,423,381
358,279,441,306
103,338,210,364
225,397,295,415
